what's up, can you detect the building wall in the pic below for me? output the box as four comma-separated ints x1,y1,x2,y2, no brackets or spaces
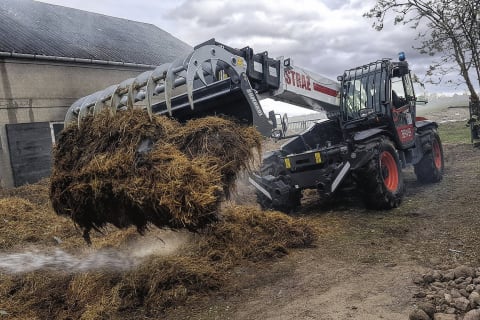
0,58,152,187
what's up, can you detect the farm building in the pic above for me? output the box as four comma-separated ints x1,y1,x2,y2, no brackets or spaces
0,0,190,187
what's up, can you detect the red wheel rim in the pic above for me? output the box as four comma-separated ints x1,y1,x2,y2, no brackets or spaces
432,139,442,169
380,151,399,192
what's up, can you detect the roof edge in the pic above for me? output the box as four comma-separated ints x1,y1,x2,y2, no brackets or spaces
0,51,157,69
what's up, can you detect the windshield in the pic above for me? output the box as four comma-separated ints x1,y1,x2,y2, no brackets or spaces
341,62,387,122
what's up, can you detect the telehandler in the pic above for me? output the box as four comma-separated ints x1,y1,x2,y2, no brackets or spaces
65,39,444,212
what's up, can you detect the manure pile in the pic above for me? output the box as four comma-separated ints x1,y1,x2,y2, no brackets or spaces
50,110,261,242
0,180,85,250
0,183,317,319
0,112,318,319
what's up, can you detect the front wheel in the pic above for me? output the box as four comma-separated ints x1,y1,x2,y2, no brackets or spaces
414,131,444,183
356,139,405,209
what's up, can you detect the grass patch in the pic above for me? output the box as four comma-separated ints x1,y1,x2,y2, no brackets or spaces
438,121,470,144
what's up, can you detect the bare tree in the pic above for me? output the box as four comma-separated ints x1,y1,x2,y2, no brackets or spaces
364,0,480,103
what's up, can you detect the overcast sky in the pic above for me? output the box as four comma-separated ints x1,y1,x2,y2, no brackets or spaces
35,0,470,115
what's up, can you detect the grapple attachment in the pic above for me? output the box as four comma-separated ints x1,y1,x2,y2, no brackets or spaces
65,40,281,136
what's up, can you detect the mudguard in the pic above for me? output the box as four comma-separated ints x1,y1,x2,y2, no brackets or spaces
353,128,386,142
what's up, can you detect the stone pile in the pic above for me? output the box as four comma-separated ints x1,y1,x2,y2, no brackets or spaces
409,265,480,320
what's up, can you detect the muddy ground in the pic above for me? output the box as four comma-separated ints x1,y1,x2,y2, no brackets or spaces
164,110,480,320
1,108,479,319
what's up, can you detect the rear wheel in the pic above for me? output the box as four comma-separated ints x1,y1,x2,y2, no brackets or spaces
414,131,444,183
357,139,405,209
256,151,301,213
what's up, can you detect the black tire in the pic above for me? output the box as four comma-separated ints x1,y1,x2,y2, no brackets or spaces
356,139,405,209
414,131,444,183
256,151,301,213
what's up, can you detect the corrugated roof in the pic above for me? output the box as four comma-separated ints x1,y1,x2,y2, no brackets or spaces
0,0,192,65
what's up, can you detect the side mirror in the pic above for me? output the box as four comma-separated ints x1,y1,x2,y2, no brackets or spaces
281,113,288,134
268,110,277,128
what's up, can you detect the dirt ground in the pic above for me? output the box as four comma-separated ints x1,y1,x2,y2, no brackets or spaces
164,109,480,320
1,108,478,320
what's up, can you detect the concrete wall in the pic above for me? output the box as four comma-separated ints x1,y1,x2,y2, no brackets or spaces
0,57,152,187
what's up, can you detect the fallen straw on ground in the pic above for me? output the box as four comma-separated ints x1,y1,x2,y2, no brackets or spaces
0,185,316,319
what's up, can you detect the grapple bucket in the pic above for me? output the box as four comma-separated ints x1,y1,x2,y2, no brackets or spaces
65,41,276,136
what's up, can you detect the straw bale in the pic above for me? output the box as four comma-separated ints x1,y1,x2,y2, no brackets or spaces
50,110,261,242
50,111,216,241
173,117,262,196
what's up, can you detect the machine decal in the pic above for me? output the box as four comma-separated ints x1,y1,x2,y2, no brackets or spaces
312,82,338,97
392,105,415,144
285,69,311,90
245,88,264,117
396,124,415,144
285,69,338,97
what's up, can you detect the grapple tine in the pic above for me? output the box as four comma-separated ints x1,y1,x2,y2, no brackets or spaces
110,84,121,116
117,78,135,110
164,63,174,116
94,85,117,115
127,82,135,109
165,59,186,116
187,65,208,110
108,77,134,116
186,62,200,111
128,70,153,111
77,102,87,127
93,97,104,115
78,92,101,127
65,97,85,124
144,70,155,121
145,64,169,120
185,45,229,111
186,74,195,111
210,59,219,81
196,66,207,85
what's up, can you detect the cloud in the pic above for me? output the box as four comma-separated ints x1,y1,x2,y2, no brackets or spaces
37,0,466,95
164,0,425,79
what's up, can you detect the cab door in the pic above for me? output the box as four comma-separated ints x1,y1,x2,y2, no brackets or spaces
391,72,416,148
